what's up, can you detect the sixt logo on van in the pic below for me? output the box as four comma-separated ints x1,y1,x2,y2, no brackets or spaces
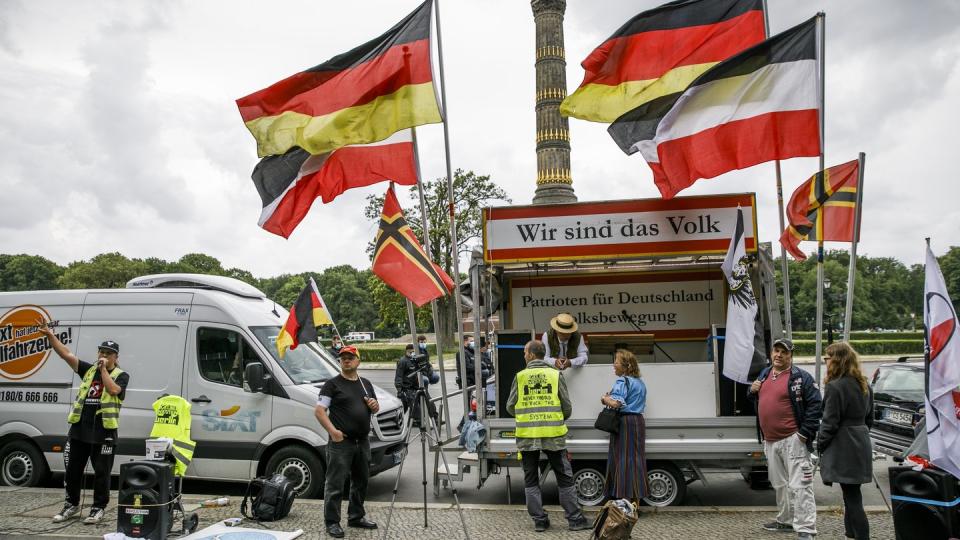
0,305,73,381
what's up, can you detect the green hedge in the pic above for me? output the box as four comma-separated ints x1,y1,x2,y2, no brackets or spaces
792,331,923,341
354,344,437,363
792,339,923,356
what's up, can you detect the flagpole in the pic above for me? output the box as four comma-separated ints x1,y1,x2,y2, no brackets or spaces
842,152,866,340
411,127,453,439
762,0,793,341
814,12,826,385
434,0,471,419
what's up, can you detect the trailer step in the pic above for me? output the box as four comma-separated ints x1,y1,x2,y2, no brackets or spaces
436,452,479,484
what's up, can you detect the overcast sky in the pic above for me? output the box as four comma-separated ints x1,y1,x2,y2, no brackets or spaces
1,0,957,278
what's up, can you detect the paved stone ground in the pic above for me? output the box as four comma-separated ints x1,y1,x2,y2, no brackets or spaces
0,487,897,539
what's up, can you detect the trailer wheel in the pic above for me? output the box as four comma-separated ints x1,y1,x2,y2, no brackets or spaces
265,446,325,498
643,461,685,507
0,440,49,487
572,461,607,507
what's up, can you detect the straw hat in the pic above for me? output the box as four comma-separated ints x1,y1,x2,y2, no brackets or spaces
550,313,578,334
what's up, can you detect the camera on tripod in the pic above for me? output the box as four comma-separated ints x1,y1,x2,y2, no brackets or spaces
405,353,431,379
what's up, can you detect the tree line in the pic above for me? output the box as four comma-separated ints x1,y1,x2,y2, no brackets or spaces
4,246,959,337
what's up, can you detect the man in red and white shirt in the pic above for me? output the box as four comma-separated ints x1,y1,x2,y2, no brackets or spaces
749,338,822,540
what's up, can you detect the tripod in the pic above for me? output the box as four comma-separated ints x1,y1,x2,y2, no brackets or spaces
381,369,471,540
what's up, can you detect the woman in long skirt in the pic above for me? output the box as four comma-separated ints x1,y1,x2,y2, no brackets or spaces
600,349,648,502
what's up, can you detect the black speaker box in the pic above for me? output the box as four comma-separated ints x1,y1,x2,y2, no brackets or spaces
711,328,755,416
118,460,175,539
889,466,960,540
495,329,534,418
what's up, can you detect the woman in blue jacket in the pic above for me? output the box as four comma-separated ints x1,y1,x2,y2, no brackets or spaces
600,349,648,502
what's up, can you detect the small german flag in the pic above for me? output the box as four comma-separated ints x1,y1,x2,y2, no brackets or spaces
560,0,764,123
372,184,454,307
276,277,333,358
780,159,861,261
236,0,441,158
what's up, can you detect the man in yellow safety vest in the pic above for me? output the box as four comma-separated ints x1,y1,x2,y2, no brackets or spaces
39,322,130,526
506,340,589,533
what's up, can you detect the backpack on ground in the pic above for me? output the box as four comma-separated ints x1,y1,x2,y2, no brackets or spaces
591,499,639,540
241,473,296,522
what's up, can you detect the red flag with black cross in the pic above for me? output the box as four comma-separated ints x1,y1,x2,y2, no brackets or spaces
276,277,333,358
780,159,861,261
372,184,454,306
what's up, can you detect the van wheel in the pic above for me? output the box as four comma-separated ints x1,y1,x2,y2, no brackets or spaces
572,461,607,507
265,446,325,498
0,440,49,487
643,461,686,507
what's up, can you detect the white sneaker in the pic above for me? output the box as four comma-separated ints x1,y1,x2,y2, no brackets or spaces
52,502,80,522
82,507,105,524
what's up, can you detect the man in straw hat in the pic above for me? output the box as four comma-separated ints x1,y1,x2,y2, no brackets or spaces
541,313,588,370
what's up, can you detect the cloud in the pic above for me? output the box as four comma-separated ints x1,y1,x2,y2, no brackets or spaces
0,0,956,277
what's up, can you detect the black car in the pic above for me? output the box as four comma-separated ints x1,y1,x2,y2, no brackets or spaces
869,358,925,460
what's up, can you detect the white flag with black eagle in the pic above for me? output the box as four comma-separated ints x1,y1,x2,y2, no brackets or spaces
924,244,960,478
721,207,765,383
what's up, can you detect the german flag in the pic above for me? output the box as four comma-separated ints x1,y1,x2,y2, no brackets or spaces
236,0,441,158
372,184,454,307
276,277,333,358
780,159,861,261
560,0,764,123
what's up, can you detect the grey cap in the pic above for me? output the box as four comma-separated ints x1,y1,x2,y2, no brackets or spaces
772,338,794,352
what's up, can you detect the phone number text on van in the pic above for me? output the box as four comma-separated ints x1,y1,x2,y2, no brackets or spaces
0,390,59,403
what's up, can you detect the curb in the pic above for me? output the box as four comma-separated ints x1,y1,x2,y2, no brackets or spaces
1,487,891,514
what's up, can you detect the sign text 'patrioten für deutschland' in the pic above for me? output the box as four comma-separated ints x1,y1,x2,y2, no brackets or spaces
482,193,757,264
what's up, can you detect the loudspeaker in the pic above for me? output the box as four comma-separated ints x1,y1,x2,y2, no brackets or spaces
889,466,960,540
494,329,534,418
118,460,175,539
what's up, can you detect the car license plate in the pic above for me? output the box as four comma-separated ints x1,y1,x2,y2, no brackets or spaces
884,409,913,425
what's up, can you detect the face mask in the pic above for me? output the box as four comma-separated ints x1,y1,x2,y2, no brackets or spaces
466,341,474,350
407,352,415,358
419,343,427,350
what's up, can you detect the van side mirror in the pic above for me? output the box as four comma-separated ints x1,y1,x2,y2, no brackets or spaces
245,362,265,393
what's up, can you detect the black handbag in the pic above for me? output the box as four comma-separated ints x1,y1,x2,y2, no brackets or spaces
594,407,620,434
595,377,634,434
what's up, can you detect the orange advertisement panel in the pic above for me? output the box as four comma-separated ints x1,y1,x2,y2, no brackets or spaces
483,193,757,264
0,305,66,381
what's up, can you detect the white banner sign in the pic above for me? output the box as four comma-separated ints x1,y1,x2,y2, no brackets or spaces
484,193,757,263
510,271,726,340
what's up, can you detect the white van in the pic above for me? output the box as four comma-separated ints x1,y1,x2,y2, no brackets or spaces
344,332,374,342
0,274,406,497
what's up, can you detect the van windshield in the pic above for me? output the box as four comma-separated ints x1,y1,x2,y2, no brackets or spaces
251,326,339,385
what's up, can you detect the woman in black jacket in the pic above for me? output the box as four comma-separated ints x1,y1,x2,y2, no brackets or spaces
817,342,874,539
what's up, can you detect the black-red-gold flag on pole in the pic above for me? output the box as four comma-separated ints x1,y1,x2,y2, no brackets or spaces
276,277,333,358
780,158,860,261
372,184,454,307
236,0,440,158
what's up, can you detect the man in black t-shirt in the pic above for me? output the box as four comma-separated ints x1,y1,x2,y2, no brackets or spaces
39,323,130,525
315,346,379,538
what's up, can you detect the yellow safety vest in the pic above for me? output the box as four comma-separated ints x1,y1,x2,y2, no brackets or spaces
514,367,567,438
67,366,124,430
149,395,196,476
